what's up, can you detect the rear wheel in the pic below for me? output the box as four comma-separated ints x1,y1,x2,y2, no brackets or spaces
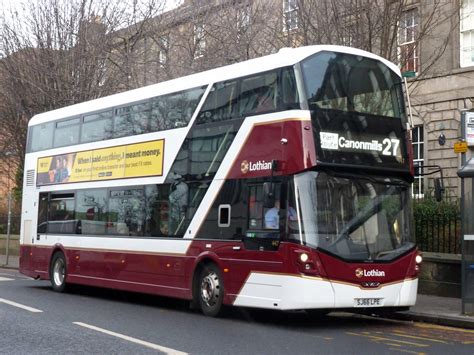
50,252,67,293
198,263,224,317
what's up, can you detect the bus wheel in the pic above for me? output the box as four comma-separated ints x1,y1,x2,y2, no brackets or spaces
198,263,224,317
50,252,67,293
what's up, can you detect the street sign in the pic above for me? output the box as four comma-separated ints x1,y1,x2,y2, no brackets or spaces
454,141,468,154
402,70,416,78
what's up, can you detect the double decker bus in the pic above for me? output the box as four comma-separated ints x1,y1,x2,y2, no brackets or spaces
20,45,420,317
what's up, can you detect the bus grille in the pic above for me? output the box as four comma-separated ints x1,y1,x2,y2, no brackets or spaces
26,169,35,186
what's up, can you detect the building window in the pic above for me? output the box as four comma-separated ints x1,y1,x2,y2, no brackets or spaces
461,0,474,67
159,35,169,67
237,5,250,36
194,24,206,58
398,8,419,73
412,125,424,198
283,0,298,31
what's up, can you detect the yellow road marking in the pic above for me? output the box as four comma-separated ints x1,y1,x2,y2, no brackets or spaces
414,322,474,334
389,348,426,355
346,332,430,348
385,343,402,347
389,332,448,344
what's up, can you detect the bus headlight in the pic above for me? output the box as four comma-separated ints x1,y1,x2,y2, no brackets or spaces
415,254,422,264
300,253,309,262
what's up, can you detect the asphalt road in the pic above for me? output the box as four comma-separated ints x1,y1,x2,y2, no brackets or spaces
0,268,473,354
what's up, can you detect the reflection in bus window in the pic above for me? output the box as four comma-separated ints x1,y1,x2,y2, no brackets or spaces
114,103,150,138
151,87,205,129
82,111,113,143
48,193,75,234
240,71,278,115
76,190,108,235
54,118,80,148
108,189,145,236
31,122,54,152
197,80,238,124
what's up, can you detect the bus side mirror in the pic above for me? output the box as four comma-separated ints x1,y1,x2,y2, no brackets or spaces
434,178,444,202
263,182,275,208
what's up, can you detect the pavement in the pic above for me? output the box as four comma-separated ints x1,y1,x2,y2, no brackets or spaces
1,255,473,329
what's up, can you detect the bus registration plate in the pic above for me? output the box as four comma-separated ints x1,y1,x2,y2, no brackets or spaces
354,298,383,307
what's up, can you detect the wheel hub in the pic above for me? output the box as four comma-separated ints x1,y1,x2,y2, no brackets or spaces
201,271,220,306
53,259,65,286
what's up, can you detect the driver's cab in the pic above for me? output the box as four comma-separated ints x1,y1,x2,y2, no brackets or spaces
244,179,299,251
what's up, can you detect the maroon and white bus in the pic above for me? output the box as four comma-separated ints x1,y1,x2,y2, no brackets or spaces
20,45,421,316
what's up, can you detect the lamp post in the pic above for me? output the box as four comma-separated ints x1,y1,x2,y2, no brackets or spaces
0,151,14,267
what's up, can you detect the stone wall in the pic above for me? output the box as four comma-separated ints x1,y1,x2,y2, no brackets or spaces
418,252,461,298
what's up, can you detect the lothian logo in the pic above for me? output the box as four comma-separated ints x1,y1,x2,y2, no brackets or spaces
355,268,385,278
241,160,249,174
240,160,272,174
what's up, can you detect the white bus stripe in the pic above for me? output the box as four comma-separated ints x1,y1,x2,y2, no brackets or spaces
0,298,43,313
73,322,188,355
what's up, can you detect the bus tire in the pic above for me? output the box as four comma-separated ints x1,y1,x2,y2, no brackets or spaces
198,263,224,317
50,252,67,293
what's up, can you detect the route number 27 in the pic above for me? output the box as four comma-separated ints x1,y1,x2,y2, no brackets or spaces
382,138,400,157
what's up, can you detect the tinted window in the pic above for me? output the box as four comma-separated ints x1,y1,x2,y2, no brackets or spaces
152,86,206,129
30,122,54,152
302,51,405,119
239,71,278,116
197,80,239,124
114,103,150,138
108,188,146,236
76,190,108,235
54,118,80,147
82,111,112,143
48,193,75,234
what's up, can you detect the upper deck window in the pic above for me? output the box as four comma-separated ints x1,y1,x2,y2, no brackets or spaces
30,122,54,152
28,86,206,153
54,118,80,148
301,51,405,120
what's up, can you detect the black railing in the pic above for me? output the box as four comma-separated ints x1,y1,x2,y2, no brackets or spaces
415,212,461,254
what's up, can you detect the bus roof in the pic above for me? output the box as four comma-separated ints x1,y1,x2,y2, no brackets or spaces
29,45,401,127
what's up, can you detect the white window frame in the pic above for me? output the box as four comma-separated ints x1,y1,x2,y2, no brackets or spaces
398,8,419,74
283,0,298,32
461,0,474,67
412,125,424,199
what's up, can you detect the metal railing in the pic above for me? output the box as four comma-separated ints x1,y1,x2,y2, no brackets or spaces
415,212,461,254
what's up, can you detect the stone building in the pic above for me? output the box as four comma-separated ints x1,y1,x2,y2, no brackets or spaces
109,0,467,199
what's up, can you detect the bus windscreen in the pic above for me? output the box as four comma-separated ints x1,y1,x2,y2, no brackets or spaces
301,51,409,172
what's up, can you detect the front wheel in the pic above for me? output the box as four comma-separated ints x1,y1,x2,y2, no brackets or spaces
50,252,67,293
198,264,224,317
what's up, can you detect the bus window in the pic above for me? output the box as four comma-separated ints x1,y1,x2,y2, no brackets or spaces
248,183,282,231
48,193,75,234
53,118,80,148
197,80,238,124
152,86,206,130
114,102,150,138
37,193,49,234
108,188,145,236
82,110,113,143
75,190,108,235
239,71,278,116
30,122,54,152
281,68,300,109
